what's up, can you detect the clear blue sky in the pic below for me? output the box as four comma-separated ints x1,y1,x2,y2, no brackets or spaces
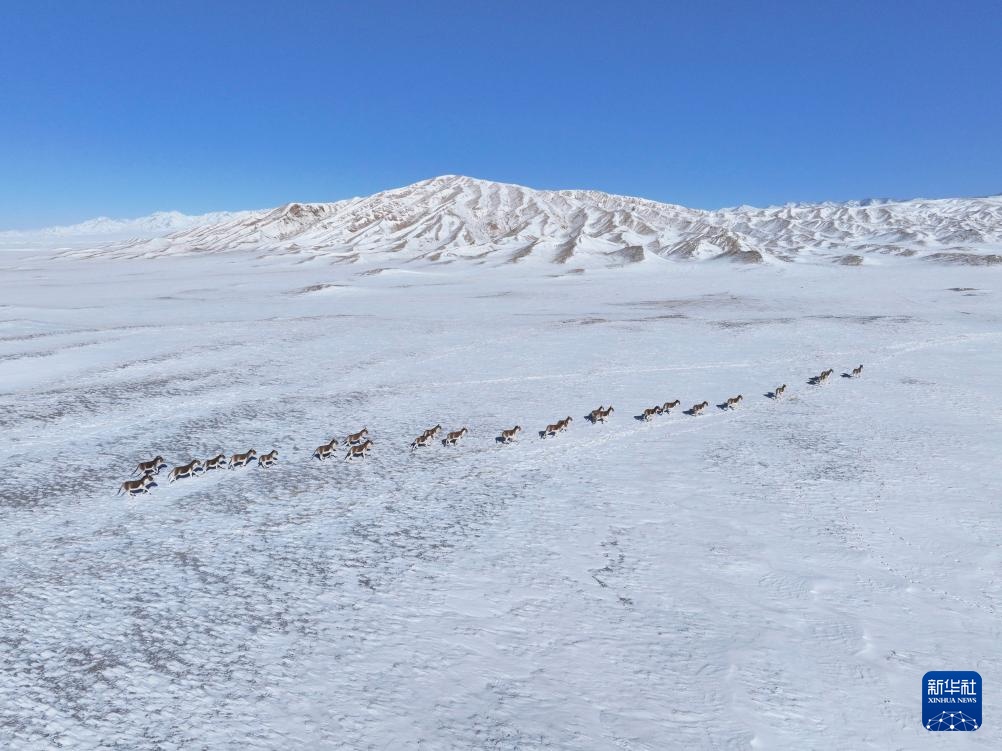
1,0,1000,228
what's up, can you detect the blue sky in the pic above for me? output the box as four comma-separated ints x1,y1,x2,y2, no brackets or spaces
1,0,1000,228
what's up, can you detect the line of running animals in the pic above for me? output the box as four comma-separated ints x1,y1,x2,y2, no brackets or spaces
117,364,863,496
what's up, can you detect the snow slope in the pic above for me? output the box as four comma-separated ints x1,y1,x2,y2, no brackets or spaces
0,247,1000,749
6,176,1002,266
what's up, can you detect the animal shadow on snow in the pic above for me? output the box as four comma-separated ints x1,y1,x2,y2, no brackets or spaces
840,372,853,379
715,402,731,411
807,376,823,385
764,391,778,399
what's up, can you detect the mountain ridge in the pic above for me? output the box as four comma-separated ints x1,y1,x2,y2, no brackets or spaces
5,175,1002,267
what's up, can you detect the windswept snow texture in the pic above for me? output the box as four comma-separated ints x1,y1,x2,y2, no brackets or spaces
1,249,1001,750
6,175,1002,266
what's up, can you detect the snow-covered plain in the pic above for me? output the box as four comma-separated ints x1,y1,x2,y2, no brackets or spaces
1,243,1001,749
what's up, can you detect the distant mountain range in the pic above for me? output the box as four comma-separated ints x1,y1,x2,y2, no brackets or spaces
4,176,1001,267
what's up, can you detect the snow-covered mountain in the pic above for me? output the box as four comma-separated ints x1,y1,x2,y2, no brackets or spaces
10,176,1002,266
0,209,255,249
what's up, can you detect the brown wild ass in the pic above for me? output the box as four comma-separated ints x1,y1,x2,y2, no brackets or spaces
541,417,572,438
443,427,468,446
118,474,157,496
133,456,166,476
313,437,339,461
412,424,443,448
689,401,709,416
168,459,203,483
589,406,614,423
411,432,434,449
228,449,257,469
344,439,373,460
499,426,522,443
203,453,227,471
346,428,369,445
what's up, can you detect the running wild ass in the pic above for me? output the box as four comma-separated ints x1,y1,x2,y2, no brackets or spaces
541,417,572,438
229,449,257,469
203,453,227,471
133,456,166,476
499,426,522,443
411,432,434,449
588,406,614,423
168,459,203,483
641,406,661,421
412,424,442,448
313,437,339,461
118,474,157,496
346,428,369,445
443,427,468,446
345,439,373,460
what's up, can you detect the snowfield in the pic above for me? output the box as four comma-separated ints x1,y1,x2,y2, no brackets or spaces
1,242,1001,748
